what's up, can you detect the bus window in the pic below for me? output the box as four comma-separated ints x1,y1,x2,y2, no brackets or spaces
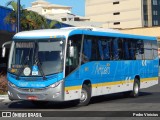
112,38,119,60
98,39,110,60
144,41,153,60
91,38,101,61
152,41,158,59
136,40,144,60
65,35,82,76
128,40,136,60
82,38,92,62
123,39,130,60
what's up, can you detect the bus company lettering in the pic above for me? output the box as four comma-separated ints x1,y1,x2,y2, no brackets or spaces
95,64,110,75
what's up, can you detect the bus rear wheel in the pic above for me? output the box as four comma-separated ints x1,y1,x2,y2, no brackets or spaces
123,78,140,98
131,79,140,97
79,84,91,106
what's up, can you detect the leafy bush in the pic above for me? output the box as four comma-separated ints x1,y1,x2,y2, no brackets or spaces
0,72,7,95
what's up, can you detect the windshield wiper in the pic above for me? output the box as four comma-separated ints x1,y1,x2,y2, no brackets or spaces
16,48,31,80
35,42,47,80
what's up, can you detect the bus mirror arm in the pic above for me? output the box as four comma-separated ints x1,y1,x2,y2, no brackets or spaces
2,41,12,58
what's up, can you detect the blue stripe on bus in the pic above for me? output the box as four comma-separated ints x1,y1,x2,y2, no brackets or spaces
7,72,63,88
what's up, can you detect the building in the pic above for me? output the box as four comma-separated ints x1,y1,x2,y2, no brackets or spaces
86,0,160,29
27,0,86,22
27,0,72,15
27,0,103,27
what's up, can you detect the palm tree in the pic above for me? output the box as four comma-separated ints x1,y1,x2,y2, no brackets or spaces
5,1,59,31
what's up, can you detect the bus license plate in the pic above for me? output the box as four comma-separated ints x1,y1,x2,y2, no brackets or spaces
27,96,38,100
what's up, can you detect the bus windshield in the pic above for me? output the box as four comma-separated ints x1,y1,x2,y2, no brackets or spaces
8,38,65,77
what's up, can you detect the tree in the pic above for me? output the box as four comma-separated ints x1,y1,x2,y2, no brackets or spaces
5,1,59,31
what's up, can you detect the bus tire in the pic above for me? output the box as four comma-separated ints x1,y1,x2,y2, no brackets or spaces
131,78,140,97
79,84,91,106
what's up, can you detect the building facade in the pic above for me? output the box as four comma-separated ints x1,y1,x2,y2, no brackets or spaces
27,0,103,27
27,0,72,16
86,0,160,29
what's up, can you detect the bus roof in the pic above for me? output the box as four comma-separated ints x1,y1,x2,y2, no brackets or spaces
13,27,157,41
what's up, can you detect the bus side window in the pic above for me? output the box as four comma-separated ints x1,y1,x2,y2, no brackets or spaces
129,40,136,60
65,35,82,76
81,38,92,63
98,39,110,60
91,39,101,61
152,41,158,59
136,40,144,60
123,39,130,60
112,38,119,60
144,41,153,60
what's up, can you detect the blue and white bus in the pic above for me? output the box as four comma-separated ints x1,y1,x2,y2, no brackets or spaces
2,27,159,106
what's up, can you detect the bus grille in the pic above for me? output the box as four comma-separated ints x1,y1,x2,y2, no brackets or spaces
17,88,46,93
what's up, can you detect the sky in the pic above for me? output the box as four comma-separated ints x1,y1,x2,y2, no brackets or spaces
0,0,85,16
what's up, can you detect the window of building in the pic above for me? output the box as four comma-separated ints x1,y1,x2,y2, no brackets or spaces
144,20,148,26
74,17,80,21
153,0,158,5
153,20,158,25
113,1,119,5
153,10,158,15
61,18,67,21
143,0,148,5
114,22,120,25
113,12,120,15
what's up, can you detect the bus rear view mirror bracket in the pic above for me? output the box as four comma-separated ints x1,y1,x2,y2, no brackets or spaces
2,41,12,58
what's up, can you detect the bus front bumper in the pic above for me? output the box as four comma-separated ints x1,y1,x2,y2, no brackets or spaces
7,81,64,102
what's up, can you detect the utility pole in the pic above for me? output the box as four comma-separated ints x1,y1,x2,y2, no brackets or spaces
17,0,20,32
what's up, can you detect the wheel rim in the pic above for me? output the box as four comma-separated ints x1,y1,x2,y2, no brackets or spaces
134,83,139,95
80,89,87,102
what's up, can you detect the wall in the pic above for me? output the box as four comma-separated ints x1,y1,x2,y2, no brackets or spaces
0,6,16,32
86,0,143,28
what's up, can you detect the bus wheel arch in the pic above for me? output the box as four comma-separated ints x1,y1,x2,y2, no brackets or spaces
79,80,92,106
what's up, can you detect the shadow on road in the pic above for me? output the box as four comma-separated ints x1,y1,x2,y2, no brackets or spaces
8,100,79,109
90,92,153,104
7,91,156,109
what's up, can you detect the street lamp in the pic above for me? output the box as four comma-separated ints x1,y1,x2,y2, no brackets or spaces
17,0,20,32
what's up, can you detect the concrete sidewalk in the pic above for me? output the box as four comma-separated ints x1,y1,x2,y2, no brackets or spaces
0,95,10,102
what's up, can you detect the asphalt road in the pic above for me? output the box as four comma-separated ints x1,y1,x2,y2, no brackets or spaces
0,80,160,118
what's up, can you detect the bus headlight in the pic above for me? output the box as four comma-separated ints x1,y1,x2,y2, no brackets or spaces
8,81,16,88
49,80,63,88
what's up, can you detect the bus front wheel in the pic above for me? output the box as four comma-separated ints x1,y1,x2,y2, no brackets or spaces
79,84,91,106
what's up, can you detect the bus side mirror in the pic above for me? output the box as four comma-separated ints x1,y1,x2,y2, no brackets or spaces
2,41,12,58
2,47,6,58
69,46,74,57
